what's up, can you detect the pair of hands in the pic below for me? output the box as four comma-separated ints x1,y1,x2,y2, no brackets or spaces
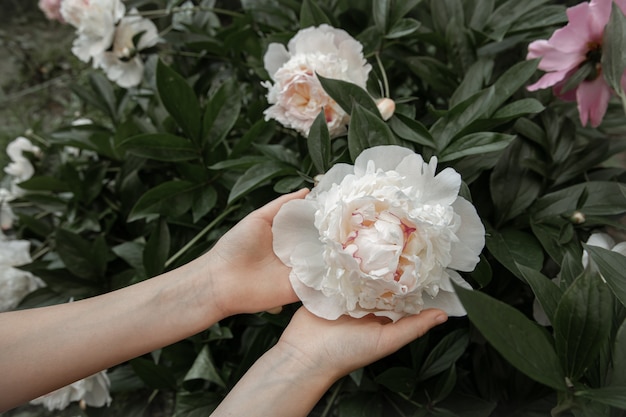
208,188,448,379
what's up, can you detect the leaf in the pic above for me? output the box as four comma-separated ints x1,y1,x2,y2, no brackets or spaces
385,18,421,39
184,345,226,389
583,245,626,307
120,133,199,161
17,176,71,192
406,56,457,96
202,79,241,149
388,113,435,148
347,102,397,161
418,329,469,381
55,229,107,281
374,367,415,393
575,386,626,410
602,2,626,96
450,58,494,107
128,180,199,222
130,357,177,390
307,109,331,173
531,182,626,219
143,219,170,278
612,318,626,387
173,392,221,417
486,59,540,116
454,284,566,391
317,74,380,116
192,186,217,223
517,264,563,326
373,0,390,33
88,72,118,123
430,87,495,151
491,98,545,121
439,132,515,162
485,227,544,280
300,0,332,27
553,267,613,380
470,254,492,288
228,162,295,204
156,60,202,141
112,241,146,278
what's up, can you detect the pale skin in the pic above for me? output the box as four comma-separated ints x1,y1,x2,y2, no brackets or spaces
0,188,448,414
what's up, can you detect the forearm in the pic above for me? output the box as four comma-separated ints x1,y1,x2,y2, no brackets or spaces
0,254,224,411
211,342,338,417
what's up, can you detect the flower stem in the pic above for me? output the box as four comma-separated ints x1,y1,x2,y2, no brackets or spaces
375,52,390,98
164,204,240,268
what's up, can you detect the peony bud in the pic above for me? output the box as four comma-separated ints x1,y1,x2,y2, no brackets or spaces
570,211,586,224
376,98,396,121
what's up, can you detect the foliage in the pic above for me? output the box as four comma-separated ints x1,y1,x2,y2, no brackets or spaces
4,0,626,416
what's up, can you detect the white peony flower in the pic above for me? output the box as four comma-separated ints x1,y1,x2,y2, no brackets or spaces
61,0,126,63
38,0,64,22
4,137,40,188
95,10,160,88
30,370,112,411
272,145,485,321
0,238,45,312
262,24,372,138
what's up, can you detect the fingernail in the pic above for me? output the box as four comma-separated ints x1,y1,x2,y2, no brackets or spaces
434,314,448,324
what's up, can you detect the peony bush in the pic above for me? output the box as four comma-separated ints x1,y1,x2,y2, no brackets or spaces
4,0,626,415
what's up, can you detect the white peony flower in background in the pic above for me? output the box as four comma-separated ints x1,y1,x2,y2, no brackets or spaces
31,370,112,411
61,0,126,63
272,145,485,321
96,10,160,88
0,188,17,231
4,137,41,189
38,0,64,22
0,238,45,312
262,24,372,138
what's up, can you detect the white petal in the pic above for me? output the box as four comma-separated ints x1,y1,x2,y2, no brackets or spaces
264,43,290,78
353,145,415,176
290,273,346,320
313,163,354,193
448,198,485,271
421,289,467,316
272,199,319,266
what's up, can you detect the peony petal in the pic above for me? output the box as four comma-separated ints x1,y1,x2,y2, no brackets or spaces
447,198,485,271
587,0,613,41
313,163,354,194
527,69,573,91
272,199,319,266
527,39,585,73
421,290,466,316
612,242,626,257
353,145,415,177
263,43,290,78
290,274,346,320
576,76,612,127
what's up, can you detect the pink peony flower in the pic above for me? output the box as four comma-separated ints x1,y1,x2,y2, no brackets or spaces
38,0,64,22
527,0,626,127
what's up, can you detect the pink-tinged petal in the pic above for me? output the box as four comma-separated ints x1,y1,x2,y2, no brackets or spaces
353,145,415,176
527,39,585,73
263,43,290,78
527,69,572,91
576,75,612,127
313,163,354,193
290,274,346,319
447,198,485,271
564,2,595,41
272,199,319,266
552,74,578,101
620,69,626,92
588,0,613,41
616,0,626,15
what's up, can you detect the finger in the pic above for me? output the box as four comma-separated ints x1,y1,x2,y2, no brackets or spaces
254,188,310,221
379,309,447,352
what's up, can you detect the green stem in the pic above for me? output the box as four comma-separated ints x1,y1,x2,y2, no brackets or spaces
375,52,390,98
164,204,240,268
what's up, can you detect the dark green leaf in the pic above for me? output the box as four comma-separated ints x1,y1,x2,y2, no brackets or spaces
202,79,241,149
612,318,626,387
454,284,566,390
450,58,494,107
385,18,421,39
192,186,217,223
299,0,332,27
112,241,146,278
485,227,544,280
431,365,457,404
120,133,199,161
389,113,435,148
317,74,380,116
156,60,202,141
470,254,492,288
130,357,177,390
517,263,563,326
487,59,540,116
348,102,397,161
173,392,221,417
602,3,626,96
307,109,331,173
373,0,390,33
374,367,415,393
439,132,515,162
419,329,469,381
17,176,71,192
55,229,106,280
144,219,170,278
228,162,295,204
128,180,199,222
532,182,626,219
88,72,118,123
406,56,457,96
584,244,626,307
575,386,626,410
492,98,545,121
553,267,613,380
184,345,226,388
